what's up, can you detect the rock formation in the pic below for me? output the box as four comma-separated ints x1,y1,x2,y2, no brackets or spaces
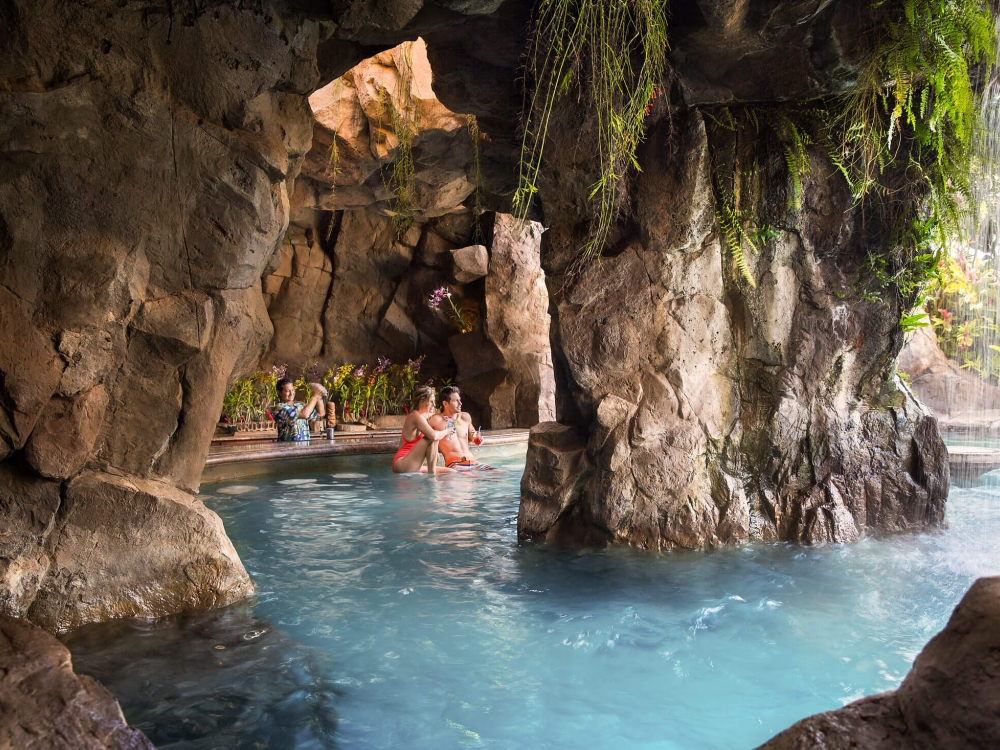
261,39,554,427
0,0,952,628
0,615,153,749
449,213,556,428
757,576,1000,750
517,15,948,548
898,327,1000,432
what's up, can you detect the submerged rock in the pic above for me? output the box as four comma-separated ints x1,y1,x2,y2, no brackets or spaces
0,615,153,749
757,576,1000,749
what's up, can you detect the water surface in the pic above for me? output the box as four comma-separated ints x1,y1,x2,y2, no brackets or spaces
67,444,1000,749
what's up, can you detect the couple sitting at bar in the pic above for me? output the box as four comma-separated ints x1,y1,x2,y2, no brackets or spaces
392,385,488,474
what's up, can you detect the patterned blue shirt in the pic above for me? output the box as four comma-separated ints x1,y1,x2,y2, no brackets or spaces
274,402,311,442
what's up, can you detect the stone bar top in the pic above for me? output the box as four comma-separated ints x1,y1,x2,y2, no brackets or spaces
201,429,530,484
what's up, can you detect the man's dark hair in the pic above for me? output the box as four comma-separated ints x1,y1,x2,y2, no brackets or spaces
276,377,295,392
439,385,460,403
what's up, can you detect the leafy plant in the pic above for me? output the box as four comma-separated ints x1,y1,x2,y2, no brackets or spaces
467,114,486,245
380,44,417,240
834,0,996,307
514,0,669,261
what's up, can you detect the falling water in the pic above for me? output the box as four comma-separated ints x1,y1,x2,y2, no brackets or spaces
921,45,1000,447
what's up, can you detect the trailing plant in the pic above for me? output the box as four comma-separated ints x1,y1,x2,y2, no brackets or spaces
381,44,417,240
708,106,811,287
834,0,996,308
706,0,996,312
467,114,486,245
514,0,669,261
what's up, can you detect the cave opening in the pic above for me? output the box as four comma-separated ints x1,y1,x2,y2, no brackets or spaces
0,2,999,749
254,38,555,432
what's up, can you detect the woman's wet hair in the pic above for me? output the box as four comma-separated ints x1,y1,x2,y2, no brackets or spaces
276,377,295,393
411,385,435,411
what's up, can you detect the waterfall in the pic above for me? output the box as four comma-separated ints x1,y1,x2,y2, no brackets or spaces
924,44,1000,446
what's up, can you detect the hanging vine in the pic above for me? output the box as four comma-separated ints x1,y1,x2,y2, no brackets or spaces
834,0,996,305
467,114,486,245
707,0,996,305
514,0,669,262
381,43,417,240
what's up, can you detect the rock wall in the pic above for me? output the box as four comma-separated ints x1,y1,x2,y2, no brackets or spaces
451,213,557,428
0,615,154,749
519,105,947,548
757,577,1000,749
898,326,1000,431
0,0,329,629
259,38,553,427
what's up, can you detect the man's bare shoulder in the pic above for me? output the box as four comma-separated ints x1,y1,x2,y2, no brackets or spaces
428,413,447,428
459,412,474,424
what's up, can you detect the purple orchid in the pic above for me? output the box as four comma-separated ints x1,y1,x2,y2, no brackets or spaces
427,286,453,309
375,357,391,374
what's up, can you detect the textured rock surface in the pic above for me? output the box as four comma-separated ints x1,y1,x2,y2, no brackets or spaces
0,0,317,628
898,326,1000,427
520,104,948,547
0,615,153,749
757,577,1000,749
0,0,951,632
451,213,556,428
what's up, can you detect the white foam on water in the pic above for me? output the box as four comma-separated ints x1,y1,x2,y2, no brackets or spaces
215,485,257,495
277,478,317,485
332,472,368,479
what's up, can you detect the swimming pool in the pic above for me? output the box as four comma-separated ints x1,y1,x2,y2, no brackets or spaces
65,443,1000,749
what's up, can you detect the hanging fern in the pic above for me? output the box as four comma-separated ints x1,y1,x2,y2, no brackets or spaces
514,0,669,261
380,44,417,240
835,0,996,279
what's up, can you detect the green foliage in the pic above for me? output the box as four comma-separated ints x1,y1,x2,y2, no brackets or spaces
926,248,1000,379
836,0,996,307
707,0,996,320
222,357,440,429
381,45,417,240
514,0,669,261
467,115,486,245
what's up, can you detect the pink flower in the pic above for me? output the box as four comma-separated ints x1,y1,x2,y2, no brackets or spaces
353,366,366,378
375,357,391,374
427,286,452,309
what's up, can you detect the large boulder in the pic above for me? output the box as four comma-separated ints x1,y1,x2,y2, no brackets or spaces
757,577,1000,749
520,105,948,548
450,213,557,428
0,615,153,749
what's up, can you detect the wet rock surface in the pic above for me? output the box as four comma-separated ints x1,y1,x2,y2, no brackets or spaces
0,614,153,749
898,326,1000,432
757,576,1000,750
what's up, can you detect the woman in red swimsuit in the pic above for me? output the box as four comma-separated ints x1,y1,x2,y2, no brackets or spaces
392,385,456,474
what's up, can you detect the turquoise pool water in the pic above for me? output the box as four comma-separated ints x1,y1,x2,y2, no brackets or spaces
66,444,1000,749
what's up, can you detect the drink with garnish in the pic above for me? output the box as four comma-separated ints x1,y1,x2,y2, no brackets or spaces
473,426,483,448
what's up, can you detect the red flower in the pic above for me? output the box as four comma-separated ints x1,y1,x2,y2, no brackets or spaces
265,410,274,421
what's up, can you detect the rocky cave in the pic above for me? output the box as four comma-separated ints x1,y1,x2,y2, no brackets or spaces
0,0,997,748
